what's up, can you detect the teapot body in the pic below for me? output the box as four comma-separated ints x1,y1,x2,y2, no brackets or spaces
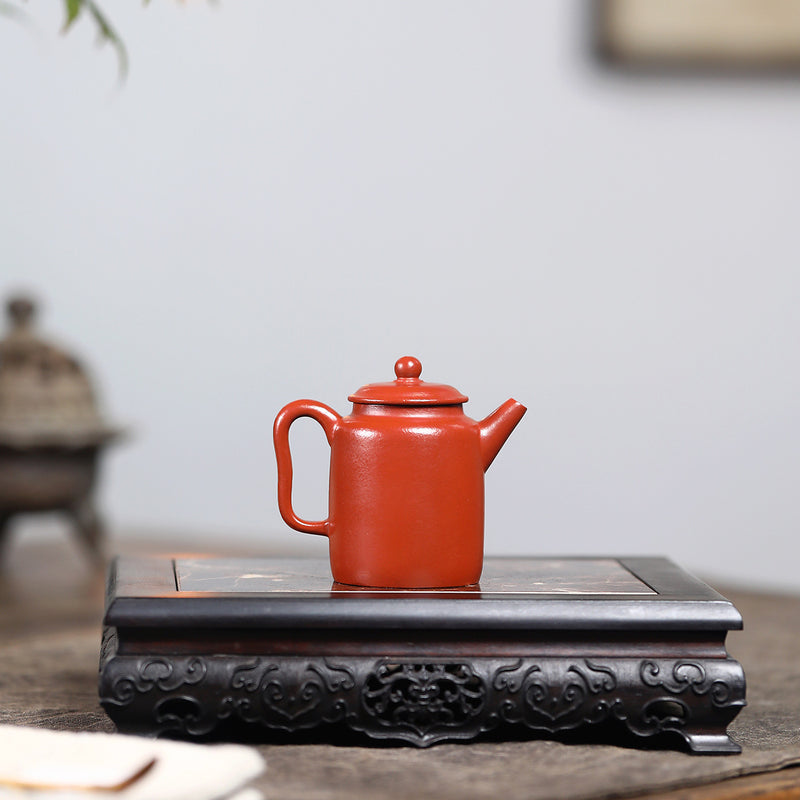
273,357,525,589
329,404,483,588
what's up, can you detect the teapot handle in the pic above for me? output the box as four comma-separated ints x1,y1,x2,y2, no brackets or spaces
273,399,341,536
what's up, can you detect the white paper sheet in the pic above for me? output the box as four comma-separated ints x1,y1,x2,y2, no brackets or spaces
0,726,265,800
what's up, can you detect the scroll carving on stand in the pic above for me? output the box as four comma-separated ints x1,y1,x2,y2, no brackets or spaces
99,633,746,753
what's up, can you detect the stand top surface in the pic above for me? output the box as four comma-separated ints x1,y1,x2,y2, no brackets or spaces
104,556,743,632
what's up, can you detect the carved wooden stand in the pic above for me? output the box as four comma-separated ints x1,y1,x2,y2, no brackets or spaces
99,557,746,753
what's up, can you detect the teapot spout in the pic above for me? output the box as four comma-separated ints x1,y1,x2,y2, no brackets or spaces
479,399,526,471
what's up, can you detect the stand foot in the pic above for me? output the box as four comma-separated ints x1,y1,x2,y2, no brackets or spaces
682,732,742,755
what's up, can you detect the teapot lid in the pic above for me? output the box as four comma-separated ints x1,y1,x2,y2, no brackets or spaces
348,356,468,406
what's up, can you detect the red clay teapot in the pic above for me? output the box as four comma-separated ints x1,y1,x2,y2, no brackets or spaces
273,356,526,588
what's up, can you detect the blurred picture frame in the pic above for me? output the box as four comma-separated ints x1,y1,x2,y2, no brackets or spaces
598,0,800,69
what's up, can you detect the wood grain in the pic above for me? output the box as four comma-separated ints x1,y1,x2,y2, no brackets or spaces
629,766,800,800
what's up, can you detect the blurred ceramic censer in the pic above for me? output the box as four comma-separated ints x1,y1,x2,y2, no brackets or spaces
0,296,123,560
274,356,526,588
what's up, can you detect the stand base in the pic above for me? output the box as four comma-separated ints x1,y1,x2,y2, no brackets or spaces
98,556,746,753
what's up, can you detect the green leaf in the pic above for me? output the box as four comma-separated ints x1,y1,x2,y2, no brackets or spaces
84,0,129,81
64,0,82,30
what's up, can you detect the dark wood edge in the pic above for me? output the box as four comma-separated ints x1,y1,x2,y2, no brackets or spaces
110,556,177,595
103,557,177,625
619,558,735,603
105,596,742,632
111,555,729,601
104,556,742,632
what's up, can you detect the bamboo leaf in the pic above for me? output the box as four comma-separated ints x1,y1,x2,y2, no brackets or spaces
84,0,129,81
64,0,82,30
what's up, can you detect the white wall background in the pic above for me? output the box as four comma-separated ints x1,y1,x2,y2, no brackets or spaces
1,2,798,590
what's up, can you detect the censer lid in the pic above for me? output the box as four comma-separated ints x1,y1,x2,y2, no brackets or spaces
0,296,122,448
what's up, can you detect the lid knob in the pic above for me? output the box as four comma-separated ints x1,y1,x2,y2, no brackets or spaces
395,356,422,380
348,357,467,405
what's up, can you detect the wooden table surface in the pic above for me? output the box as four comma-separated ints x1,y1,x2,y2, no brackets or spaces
2,534,799,800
